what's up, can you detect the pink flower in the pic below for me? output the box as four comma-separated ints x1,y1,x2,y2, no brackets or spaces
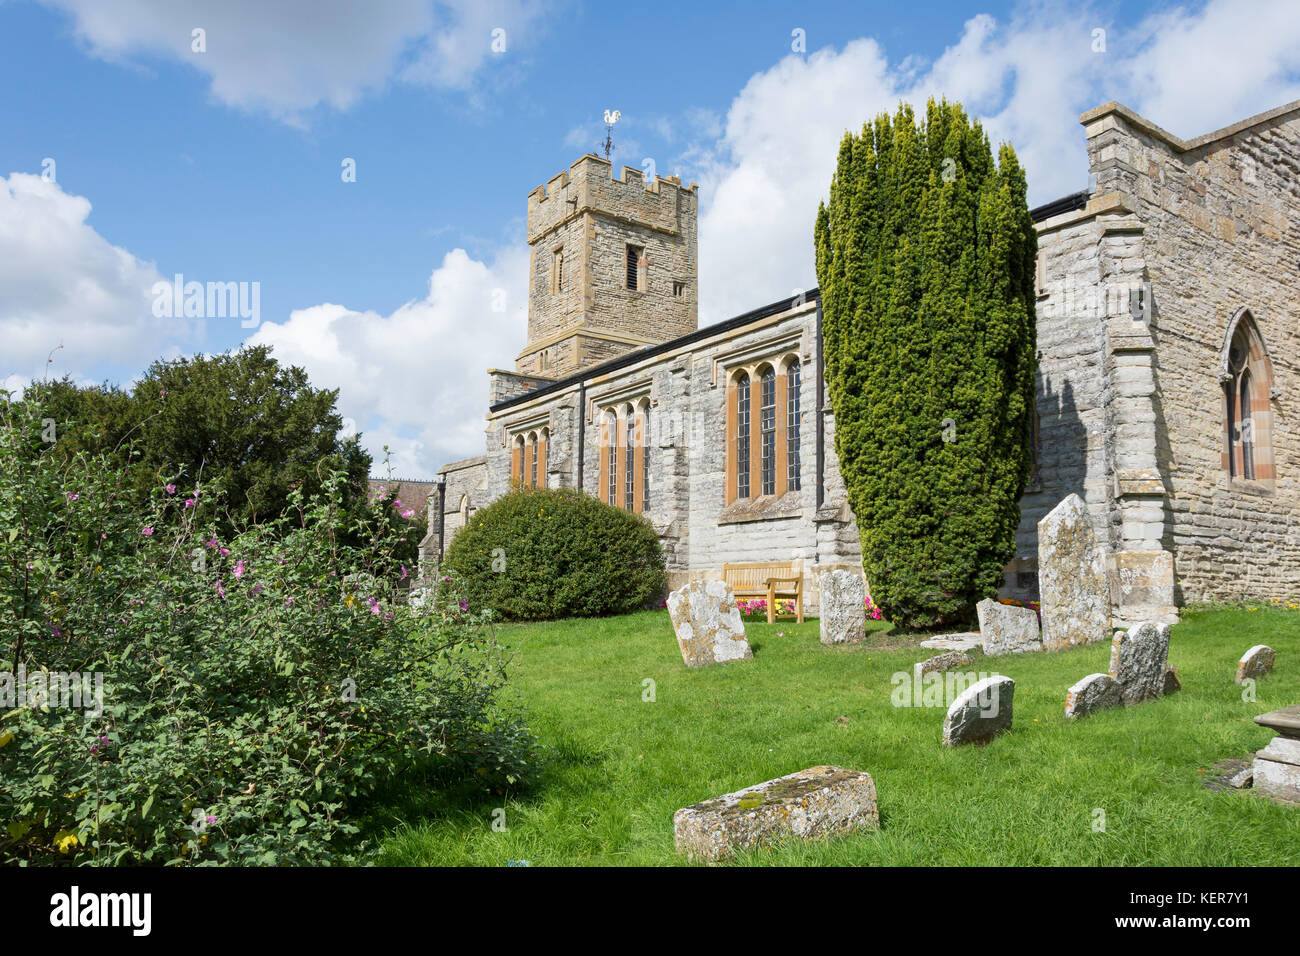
165,484,176,495
141,527,154,536
205,537,217,548
233,559,246,579
66,493,79,502
216,581,225,599
219,548,230,556
402,509,415,519
400,564,408,581
285,596,295,606
184,498,195,508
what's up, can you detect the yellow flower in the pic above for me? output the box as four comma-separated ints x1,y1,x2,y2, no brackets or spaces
344,594,356,609
54,829,79,854
0,730,13,748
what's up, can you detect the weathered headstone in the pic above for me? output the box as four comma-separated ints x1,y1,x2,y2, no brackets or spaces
913,650,972,686
1108,622,1171,704
673,766,879,862
1236,645,1275,684
942,675,1015,746
1038,494,1110,650
1064,673,1120,719
666,580,752,668
818,569,867,645
1064,622,1174,718
1252,706,1300,805
976,599,1042,656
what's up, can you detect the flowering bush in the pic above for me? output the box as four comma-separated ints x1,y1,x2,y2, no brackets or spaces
737,598,797,619
0,396,537,865
864,596,884,621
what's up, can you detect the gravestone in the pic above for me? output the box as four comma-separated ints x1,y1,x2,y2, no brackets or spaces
1063,622,1174,718
666,580,752,668
1236,645,1275,684
1064,673,1120,719
673,766,879,863
942,675,1015,746
1108,622,1171,704
818,569,867,645
976,599,1042,656
1038,494,1110,650
1252,706,1300,805
913,650,972,687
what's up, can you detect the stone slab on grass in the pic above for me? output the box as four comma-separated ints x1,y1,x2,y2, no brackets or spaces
1064,673,1121,719
672,766,879,863
976,599,1042,656
1236,645,1275,684
913,650,972,686
942,675,1015,746
919,632,982,652
1254,737,1300,805
666,580,752,668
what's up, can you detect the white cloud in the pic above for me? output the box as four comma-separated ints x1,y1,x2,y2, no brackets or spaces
248,245,528,476
1116,0,1300,138
690,0,1300,324
42,0,549,122
0,173,198,383
399,0,548,91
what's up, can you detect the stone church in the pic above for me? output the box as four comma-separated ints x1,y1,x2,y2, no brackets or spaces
421,98,1300,624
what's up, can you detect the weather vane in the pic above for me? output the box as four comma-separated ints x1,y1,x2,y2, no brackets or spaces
602,109,620,160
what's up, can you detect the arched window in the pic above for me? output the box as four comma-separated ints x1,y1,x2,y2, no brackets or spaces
736,372,751,500
624,405,635,509
640,405,650,513
539,428,548,489
511,435,525,487
529,431,539,488
786,360,802,491
760,366,776,496
606,411,618,504
1220,309,1274,484
459,494,470,524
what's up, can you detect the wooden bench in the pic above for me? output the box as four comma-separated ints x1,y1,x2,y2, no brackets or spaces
722,560,804,624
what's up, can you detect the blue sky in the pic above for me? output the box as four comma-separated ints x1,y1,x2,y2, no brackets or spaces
2,0,1298,475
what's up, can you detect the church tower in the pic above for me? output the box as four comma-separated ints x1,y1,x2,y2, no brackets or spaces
517,154,698,378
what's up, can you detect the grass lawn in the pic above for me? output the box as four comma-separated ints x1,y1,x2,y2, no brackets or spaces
371,606,1300,866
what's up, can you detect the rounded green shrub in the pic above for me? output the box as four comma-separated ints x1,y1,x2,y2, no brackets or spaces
443,488,666,620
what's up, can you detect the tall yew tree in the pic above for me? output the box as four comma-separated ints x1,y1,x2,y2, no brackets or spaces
814,100,1037,629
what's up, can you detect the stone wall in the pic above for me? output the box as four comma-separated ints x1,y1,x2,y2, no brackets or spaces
418,454,489,572
1086,100,1300,604
476,297,858,612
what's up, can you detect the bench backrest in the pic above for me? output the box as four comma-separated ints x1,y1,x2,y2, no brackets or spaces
721,560,803,591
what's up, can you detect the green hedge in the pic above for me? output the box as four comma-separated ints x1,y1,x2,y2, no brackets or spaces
443,488,666,620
